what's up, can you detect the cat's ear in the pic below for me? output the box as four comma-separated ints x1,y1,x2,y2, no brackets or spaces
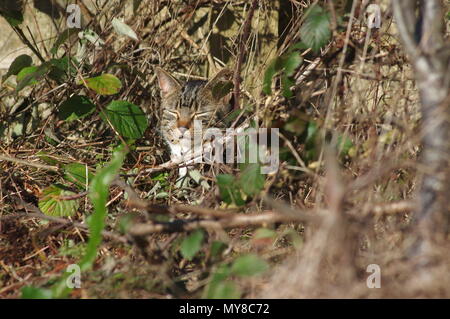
155,67,181,97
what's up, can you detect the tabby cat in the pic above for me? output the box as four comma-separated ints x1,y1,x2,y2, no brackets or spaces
155,67,232,181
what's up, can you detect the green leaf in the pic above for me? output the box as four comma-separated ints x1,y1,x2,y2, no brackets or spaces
112,18,138,41
205,281,241,299
288,41,309,52
337,135,354,157
58,95,95,121
0,9,23,26
263,50,303,96
48,146,124,300
283,51,303,76
21,286,53,299
63,163,95,189
300,4,331,53
216,174,245,206
237,128,260,168
101,100,148,139
36,151,62,166
181,229,205,260
262,58,279,95
82,74,122,95
281,74,294,98
253,228,277,240
3,54,32,81
210,241,227,259
81,145,127,271
48,56,77,82
38,184,80,217
239,163,264,196
203,264,241,299
230,254,269,277
304,121,321,162
50,28,82,55
16,64,50,92
16,66,39,83
305,121,319,147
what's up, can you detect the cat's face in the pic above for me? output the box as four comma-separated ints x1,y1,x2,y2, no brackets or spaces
155,67,232,145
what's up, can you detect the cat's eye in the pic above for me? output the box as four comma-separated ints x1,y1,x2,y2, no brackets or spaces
193,111,211,119
164,110,179,118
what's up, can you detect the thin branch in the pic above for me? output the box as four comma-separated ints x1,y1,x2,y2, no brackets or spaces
128,210,310,237
0,154,60,172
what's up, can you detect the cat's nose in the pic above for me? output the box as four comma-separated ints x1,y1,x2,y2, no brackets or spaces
178,127,188,135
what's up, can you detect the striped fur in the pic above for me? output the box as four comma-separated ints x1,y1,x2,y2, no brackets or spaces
155,67,232,179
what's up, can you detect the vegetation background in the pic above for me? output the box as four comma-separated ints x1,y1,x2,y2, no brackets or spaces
0,0,449,298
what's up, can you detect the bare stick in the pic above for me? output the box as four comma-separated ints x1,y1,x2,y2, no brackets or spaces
129,210,310,237
0,154,60,172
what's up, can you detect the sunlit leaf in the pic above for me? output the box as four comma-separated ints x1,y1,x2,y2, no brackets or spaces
38,184,79,217
16,64,51,92
112,18,138,41
82,74,122,95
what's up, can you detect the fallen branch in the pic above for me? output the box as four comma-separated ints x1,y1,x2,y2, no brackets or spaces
128,210,309,237
0,154,60,172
